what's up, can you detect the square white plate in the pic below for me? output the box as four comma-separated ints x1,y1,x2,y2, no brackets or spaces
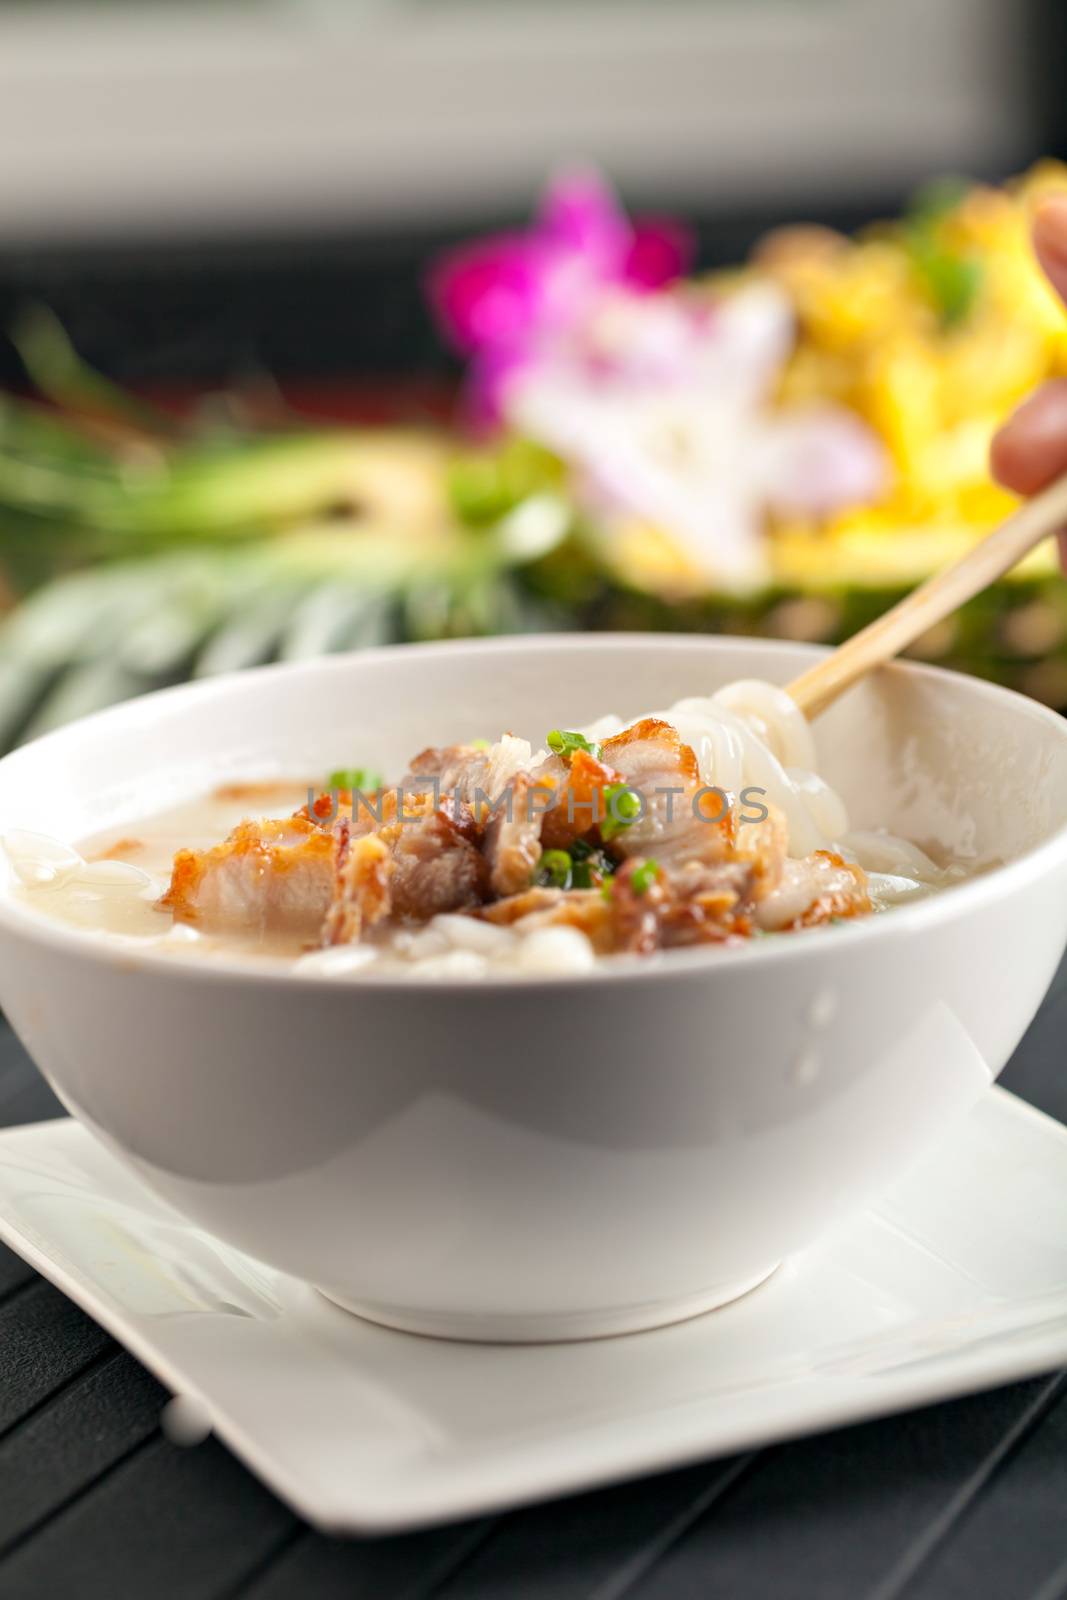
1,1089,1066,1535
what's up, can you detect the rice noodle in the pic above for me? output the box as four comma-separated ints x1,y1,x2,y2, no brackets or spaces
586,679,954,906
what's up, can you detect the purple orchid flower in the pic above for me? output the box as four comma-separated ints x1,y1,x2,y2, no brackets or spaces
426,168,693,423
427,171,888,584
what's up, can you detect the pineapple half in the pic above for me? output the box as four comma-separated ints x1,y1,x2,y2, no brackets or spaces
584,162,1067,709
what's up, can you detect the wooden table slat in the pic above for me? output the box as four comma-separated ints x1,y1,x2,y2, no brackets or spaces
615,1377,1066,1600
0,1353,166,1554
239,1518,493,1600
429,1456,752,1600
0,1241,36,1301
1000,959,1067,1126
0,1283,113,1436
0,1434,298,1600
896,1380,1067,1600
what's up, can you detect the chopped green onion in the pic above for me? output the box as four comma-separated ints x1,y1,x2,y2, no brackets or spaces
546,729,600,759
600,782,642,840
630,859,660,896
327,767,383,792
535,849,573,889
470,737,491,751
571,846,613,889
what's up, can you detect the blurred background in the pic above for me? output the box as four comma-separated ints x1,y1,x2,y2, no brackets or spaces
2,0,1067,746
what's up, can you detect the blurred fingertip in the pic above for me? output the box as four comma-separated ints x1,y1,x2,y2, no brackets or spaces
1034,196,1067,262
989,420,1023,492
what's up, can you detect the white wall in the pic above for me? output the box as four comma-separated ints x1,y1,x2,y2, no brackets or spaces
0,0,1034,243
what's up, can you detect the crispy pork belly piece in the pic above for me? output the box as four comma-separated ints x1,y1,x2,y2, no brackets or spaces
608,858,756,955
480,886,576,925
404,735,538,808
600,718,699,787
323,826,392,945
325,794,488,944
732,806,788,898
404,744,488,800
482,735,543,799
755,850,870,932
301,787,358,825
486,856,756,958
391,802,487,920
302,785,408,840
484,771,544,897
160,816,336,938
657,860,758,947
599,719,734,865
404,736,550,899
605,861,670,955
536,749,621,851
481,885,614,951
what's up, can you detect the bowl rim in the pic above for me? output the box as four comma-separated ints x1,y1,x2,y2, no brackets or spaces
1,631,1066,993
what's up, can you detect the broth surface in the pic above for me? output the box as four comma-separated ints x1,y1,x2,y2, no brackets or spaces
64,783,315,959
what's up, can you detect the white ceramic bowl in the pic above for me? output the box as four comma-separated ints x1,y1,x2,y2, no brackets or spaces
0,635,1066,1342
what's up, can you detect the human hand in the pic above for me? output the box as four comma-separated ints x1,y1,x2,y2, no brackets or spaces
991,198,1067,568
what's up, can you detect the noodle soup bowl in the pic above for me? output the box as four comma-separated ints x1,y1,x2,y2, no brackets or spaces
0,635,1066,1341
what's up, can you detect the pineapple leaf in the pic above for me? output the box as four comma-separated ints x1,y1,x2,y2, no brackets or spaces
10,304,181,440
0,530,561,752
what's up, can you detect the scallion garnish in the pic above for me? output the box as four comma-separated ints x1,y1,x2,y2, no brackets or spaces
571,846,613,889
546,729,600,760
327,767,383,792
600,782,642,839
630,859,660,896
535,849,573,889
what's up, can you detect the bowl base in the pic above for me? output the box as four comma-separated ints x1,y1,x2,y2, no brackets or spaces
316,1263,780,1344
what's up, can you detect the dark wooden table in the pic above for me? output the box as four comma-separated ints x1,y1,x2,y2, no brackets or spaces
1,961,1066,1600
